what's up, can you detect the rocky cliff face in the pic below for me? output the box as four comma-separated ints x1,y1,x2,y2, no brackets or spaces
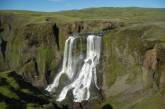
0,13,122,89
0,11,165,109
0,14,62,88
100,23,165,109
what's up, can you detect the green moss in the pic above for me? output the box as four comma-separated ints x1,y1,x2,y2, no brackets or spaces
0,102,7,109
0,71,49,109
160,88,165,94
21,89,33,94
103,32,131,87
18,60,35,75
26,103,42,109
132,93,165,109
104,23,165,87
88,101,103,109
126,65,141,84
0,72,19,89
7,32,24,69
36,47,54,74
0,72,19,99
0,86,18,99
98,22,165,109
102,33,115,86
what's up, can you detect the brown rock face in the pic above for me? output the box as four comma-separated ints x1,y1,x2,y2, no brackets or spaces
142,41,165,94
143,46,159,71
142,45,159,89
19,23,61,88
0,13,121,89
160,71,165,94
63,20,121,35
0,14,61,88
159,47,165,94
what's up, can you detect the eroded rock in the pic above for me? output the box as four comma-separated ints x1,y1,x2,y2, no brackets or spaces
142,45,160,89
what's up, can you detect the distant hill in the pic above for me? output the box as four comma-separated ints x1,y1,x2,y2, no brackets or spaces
0,7,165,23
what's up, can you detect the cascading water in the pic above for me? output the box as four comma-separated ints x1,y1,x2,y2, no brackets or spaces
46,35,102,102
46,36,76,92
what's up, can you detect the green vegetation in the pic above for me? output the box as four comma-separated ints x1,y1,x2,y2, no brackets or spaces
1,7,165,24
0,7,165,109
58,7,165,24
0,71,49,109
36,47,54,74
132,93,165,109
0,102,7,109
101,21,165,109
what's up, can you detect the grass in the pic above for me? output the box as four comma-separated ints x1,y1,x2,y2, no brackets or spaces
57,7,165,24
0,102,7,109
7,32,24,68
97,19,165,109
36,47,55,74
0,71,49,109
1,7,165,24
132,93,165,109
0,86,18,99
0,71,19,89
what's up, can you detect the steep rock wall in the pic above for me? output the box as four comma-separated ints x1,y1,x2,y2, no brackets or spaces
0,13,165,109
0,13,119,89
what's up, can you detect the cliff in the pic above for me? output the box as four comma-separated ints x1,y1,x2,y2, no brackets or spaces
0,7,165,109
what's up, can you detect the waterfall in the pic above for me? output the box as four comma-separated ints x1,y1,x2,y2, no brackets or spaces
46,35,102,102
46,36,76,92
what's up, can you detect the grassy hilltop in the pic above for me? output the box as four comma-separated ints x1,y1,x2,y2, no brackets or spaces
1,7,165,23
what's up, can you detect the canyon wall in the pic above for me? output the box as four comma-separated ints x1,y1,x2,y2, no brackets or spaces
0,11,165,109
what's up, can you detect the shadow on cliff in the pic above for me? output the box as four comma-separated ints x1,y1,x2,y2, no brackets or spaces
0,37,7,61
0,71,50,109
0,70,71,109
0,93,26,109
8,71,43,95
101,104,113,109
53,24,60,50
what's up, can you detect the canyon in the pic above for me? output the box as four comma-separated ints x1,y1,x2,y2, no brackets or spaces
0,7,165,109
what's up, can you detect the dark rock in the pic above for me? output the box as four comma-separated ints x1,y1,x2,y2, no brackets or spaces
53,24,60,50
101,104,113,109
0,37,7,61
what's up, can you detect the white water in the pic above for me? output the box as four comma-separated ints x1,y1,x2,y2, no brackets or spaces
46,35,101,102
46,36,76,92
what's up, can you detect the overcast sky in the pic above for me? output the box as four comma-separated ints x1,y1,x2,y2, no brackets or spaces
0,0,165,12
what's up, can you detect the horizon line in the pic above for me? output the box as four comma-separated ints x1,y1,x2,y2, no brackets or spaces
0,6,165,13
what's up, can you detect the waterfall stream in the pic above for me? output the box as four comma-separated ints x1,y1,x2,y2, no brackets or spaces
46,35,101,102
